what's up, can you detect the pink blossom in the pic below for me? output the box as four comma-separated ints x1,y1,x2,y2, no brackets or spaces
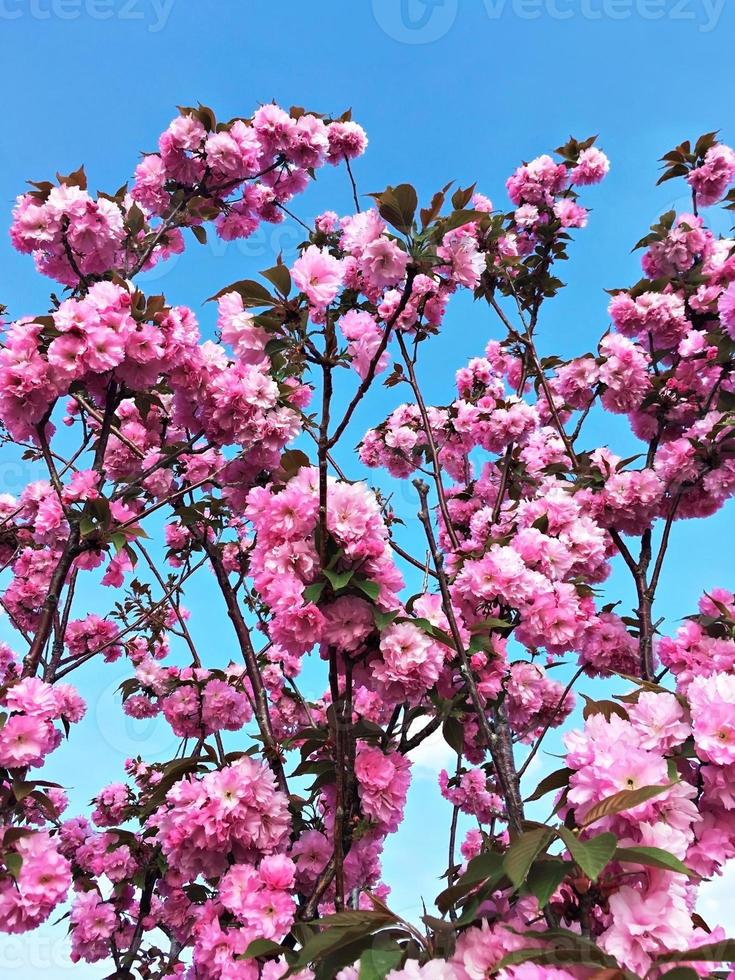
373,621,444,700
688,143,735,207
359,237,409,290
600,881,694,975
355,745,411,834
0,714,55,767
0,832,71,934
291,245,344,309
570,146,610,185
688,673,735,764
719,281,735,340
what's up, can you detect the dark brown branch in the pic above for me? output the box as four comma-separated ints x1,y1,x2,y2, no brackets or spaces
201,537,288,797
396,332,460,552
22,532,81,677
413,479,525,837
327,269,417,449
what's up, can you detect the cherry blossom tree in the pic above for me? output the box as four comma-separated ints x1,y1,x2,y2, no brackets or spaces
1,102,735,979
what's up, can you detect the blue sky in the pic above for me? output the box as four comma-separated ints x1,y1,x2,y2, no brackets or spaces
1,1,735,974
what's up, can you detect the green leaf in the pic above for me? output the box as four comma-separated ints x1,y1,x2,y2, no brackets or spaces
79,516,97,537
126,202,145,235
239,939,290,961
317,910,395,930
354,579,380,602
469,617,512,632
280,449,311,475
12,781,36,803
4,852,22,879
261,263,292,297
614,845,695,878
658,940,735,963
304,582,326,604
373,609,398,631
524,767,572,803
451,183,476,210
442,716,464,755
580,784,672,827
435,850,505,915
284,927,369,976
290,759,335,779
695,131,720,157
324,568,354,592
109,532,127,553
556,828,617,881
419,184,451,229
285,912,396,976
525,858,571,907
581,697,629,722
369,184,417,235
461,849,505,886
358,945,403,979
496,944,616,971
409,617,455,648
315,936,398,980
57,163,88,190
1,828,31,848
440,208,487,234
207,279,274,306
503,827,554,889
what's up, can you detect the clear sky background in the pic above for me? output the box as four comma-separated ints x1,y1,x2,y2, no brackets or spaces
1,1,735,975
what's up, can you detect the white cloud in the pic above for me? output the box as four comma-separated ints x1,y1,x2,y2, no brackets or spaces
406,722,455,778
698,862,735,937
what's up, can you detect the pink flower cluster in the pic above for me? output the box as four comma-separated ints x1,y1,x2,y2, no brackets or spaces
6,102,735,980
288,200,503,361
150,755,290,879
120,661,254,738
0,281,303,457
609,289,688,350
658,589,735,686
506,155,570,207
360,349,537,483
355,745,411,834
219,854,296,940
245,467,403,658
0,677,83,935
504,662,573,742
11,179,127,286
439,767,503,824
451,485,609,659
0,831,71,933
373,622,445,702
643,212,711,279
10,103,368,291
688,142,735,207
504,143,609,250
161,674,252,737
133,106,366,237
559,647,735,976
0,676,85,769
